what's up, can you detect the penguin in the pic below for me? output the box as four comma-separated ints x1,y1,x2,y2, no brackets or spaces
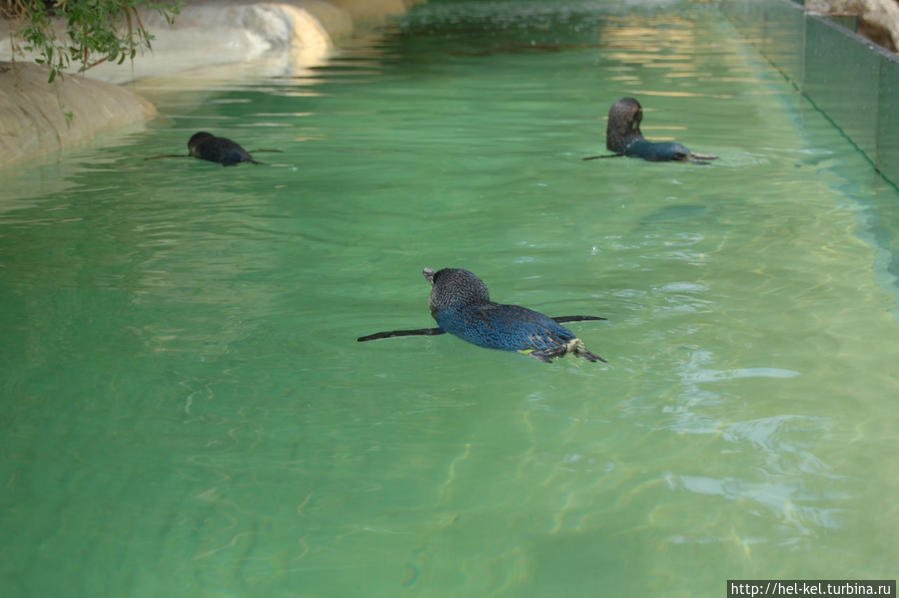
187,132,259,166
145,132,268,166
584,97,717,163
358,267,606,363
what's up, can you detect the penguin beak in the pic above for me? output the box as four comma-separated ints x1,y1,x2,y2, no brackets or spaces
422,267,436,285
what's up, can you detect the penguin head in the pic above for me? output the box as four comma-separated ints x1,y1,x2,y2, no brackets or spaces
606,97,643,153
423,267,490,315
188,132,215,156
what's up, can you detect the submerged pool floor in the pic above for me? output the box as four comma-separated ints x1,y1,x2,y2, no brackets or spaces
1,1,897,596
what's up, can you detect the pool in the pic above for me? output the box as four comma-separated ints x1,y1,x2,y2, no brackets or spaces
1,1,897,596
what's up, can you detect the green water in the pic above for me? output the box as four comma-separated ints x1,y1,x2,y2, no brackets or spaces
2,1,897,596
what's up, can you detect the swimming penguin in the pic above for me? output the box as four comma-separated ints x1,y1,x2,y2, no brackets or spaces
187,132,259,166
145,132,265,166
358,267,606,363
584,97,717,163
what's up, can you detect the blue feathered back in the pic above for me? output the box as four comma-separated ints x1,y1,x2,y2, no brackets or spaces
423,267,603,362
433,302,577,352
625,139,691,161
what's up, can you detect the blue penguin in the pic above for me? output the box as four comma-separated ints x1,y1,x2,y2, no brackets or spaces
585,97,717,163
145,132,263,166
357,268,606,363
187,132,259,166
424,268,605,362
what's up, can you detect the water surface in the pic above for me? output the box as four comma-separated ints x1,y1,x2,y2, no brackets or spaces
1,1,897,596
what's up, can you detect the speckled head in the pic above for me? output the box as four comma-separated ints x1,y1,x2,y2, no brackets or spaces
606,97,643,153
187,132,215,156
423,267,490,315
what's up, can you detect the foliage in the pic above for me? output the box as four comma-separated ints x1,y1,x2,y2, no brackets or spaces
2,0,181,82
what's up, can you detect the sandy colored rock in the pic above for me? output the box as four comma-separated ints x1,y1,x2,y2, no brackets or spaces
807,0,899,51
0,62,157,168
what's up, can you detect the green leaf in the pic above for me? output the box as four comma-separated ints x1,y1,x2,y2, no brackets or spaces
9,0,180,85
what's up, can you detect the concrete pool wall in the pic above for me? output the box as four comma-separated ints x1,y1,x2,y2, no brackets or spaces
723,0,899,188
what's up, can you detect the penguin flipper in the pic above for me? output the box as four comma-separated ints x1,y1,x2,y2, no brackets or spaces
552,315,607,323
357,327,445,342
221,158,260,166
582,154,624,161
144,154,189,161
